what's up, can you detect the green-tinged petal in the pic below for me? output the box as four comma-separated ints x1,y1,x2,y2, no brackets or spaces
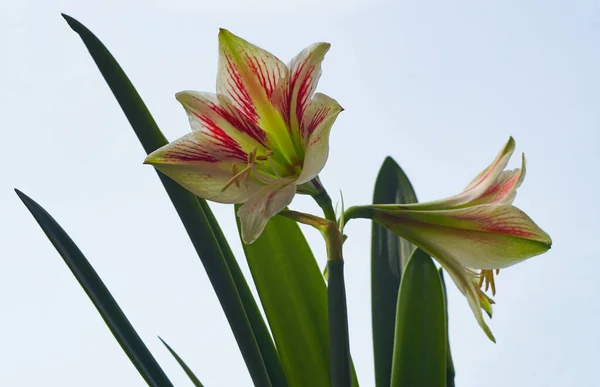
296,93,343,184
145,133,259,204
217,29,295,162
273,42,331,151
176,91,270,151
440,260,495,341
469,153,526,206
464,137,515,190
374,204,551,270
238,183,297,244
404,137,517,210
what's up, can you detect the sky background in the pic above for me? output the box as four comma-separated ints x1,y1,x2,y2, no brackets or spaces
1,0,599,386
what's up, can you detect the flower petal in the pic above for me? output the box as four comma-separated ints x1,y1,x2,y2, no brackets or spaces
471,153,526,205
176,90,269,149
464,136,516,191
217,30,289,135
296,93,343,184
438,260,496,341
373,204,552,270
145,133,258,203
237,183,297,244
398,137,518,211
273,43,331,148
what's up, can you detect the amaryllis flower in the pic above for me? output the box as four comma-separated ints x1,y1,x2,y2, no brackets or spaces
347,137,552,341
145,30,342,244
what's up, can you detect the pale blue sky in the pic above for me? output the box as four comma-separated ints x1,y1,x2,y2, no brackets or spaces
1,0,598,386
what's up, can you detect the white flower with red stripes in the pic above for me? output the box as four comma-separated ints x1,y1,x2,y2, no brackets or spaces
145,29,342,243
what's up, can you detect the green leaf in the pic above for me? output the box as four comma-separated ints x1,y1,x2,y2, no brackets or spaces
327,259,351,387
390,249,446,387
235,209,330,387
159,337,204,387
198,201,288,387
15,190,173,387
371,156,418,387
438,269,456,387
62,14,273,386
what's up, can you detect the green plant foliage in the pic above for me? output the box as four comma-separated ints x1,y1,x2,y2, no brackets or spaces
371,157,418,387
327,259,352,387
438,269,456,387
159,337,204,387
16,190,173,387
235,209,330,387
62,14,273,386
391,249,446,387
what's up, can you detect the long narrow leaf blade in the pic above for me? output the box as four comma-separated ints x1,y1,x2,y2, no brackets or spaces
198,201,288,387
390,249,446,387
159,337,204,387
15,189,173,387
371,156,418,387
62,14,272,386
235,209,330,387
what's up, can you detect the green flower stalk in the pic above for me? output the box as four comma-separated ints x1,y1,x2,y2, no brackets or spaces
346,137,552,341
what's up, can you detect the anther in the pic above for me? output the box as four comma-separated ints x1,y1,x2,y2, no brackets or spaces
478,269,500,296
231,163,240,188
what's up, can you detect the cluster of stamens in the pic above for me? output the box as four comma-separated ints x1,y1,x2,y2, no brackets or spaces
221,147,283,192
478,269,500,296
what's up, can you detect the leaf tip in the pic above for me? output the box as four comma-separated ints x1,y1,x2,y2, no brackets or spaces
14,189,31,205
61,13,77,27
381,156,399,170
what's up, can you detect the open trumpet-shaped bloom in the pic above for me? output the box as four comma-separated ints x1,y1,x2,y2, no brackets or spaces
352,137,552,341
145,30,342,243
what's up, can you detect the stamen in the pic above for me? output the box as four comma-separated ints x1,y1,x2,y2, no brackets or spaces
221,148,282,192
231,163,240,188
478,269,500,296
221,167,251,192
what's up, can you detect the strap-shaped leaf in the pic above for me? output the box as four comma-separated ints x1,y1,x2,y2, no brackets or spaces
235,209,330,387
198,201,288,387
159,337,204,387
16,190,174,387
62,14,274,386
390,249,446,387
371,157,417,387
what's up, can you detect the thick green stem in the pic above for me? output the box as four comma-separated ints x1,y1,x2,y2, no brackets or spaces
328,259,352,387
278,210,352,386
314,190,337,223
305,177,337,223
343,205,374,223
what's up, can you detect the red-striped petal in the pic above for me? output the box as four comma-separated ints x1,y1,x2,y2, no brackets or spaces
296,93,343,184
216,29,288,130
144,133,259,204
146,132,246,165
374,203,552,270
177,91,268,150
272,43,331,142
